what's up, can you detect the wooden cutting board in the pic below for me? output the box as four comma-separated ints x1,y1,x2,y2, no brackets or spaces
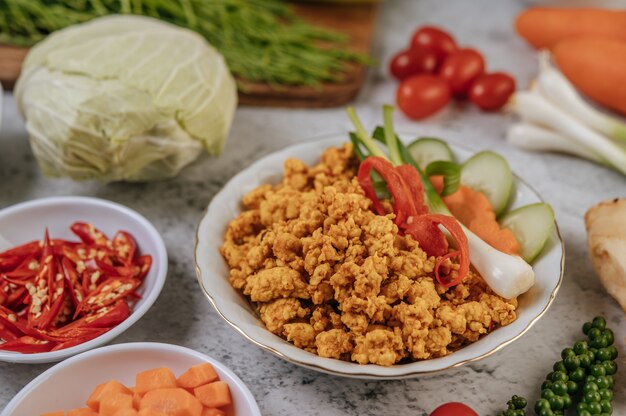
0,3,378,108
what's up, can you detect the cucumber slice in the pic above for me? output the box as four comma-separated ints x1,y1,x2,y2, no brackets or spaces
407,137,454,170
500,203,555,263
460,151,513,215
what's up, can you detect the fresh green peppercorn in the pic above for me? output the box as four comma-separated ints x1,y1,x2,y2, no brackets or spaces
590,336,608,349
574,340,589,355
542,380,553,390
552,380,568,395
583,321,593,335
588,328,602,340
602,329,614,345
592,316,606,330
579,411,592,416
552,371,568,382
599,389,613,401
595,375,610,389
586,401,602,414
562,395,572,409
585,390,602,403
584,382,599,394
542,389,556,400
554,360,567,372
510,395,527,410
549,396,565,410
567,380,578,394
599,400,612,413
606,345,618,360
546,371,555,381
591,364,606,377
605,375,614,389
570,368,586,382
564,355,580,371
562,347,576,359
539,409,554,416
596,348,611,362
602,361,617,375
580,354,592,368
535,398,551,413
588,349,597,362
578,402,589,413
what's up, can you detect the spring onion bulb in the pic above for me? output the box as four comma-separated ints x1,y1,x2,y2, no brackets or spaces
507,123,605,164
509,91,626,176
536,55,626,144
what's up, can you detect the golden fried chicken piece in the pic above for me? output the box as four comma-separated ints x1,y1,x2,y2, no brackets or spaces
284,323,317,350
258,298,309,334
244,267,309,302
316,329,352,359
352,328,405,366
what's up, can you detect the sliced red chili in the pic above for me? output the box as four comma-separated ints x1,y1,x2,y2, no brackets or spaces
76,278,140,315
71,222,110,246
50,329,108,351
357,157,417,226
112,231,137,266
59,301,130,333
395,164,428,216
404,216,449,257
0,336,55,353
424,214,470,288
135,255,152,280
0,241,41,272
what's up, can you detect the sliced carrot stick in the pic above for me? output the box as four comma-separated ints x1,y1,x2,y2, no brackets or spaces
86,381,132,412
139,388,203,416
515,8,626,49
554,37,626,116
177,363,219,389
193,382,232,409
135,367,178,395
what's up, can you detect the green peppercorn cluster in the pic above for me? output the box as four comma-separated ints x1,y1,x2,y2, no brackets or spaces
498,316,618,416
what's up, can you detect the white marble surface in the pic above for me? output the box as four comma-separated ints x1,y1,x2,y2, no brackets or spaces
1,1,626,415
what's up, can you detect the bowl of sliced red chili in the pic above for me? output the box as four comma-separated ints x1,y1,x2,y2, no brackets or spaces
0,196,168,363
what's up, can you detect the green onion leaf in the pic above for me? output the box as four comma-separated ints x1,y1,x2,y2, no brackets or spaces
424,161,461,197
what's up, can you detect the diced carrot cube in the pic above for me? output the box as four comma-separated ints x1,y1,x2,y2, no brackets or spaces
139,387,202,416
40,412,65,416
137,410,168,416
193,382,231,409
133,392,142,409
67,409,98,416
176,363,219,389
100,392,134,416
202,408,226,416
113,409,139,416
86,380,132,411
135,367,178,395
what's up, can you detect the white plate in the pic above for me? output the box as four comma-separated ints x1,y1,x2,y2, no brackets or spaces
1,342,261,416
0,196,168,364
195,134,564,379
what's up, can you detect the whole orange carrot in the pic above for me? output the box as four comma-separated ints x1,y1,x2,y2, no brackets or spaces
516,8,626,49
553,37,626,116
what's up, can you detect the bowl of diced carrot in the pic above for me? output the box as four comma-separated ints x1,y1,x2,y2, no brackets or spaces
1,342,261,416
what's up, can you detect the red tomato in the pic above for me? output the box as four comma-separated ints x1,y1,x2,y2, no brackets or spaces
396,75,451,120
438,48,486,96
430,402,478,416
469,72,516,111
390,49,438,80
410,26,457,63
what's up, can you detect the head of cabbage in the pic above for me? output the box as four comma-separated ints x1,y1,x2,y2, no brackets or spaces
15,15,237,182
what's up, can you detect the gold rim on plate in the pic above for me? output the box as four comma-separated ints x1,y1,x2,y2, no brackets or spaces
194,135,565,379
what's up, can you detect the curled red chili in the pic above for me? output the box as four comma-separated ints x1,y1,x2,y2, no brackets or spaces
357,156,470,288
0,223,152,354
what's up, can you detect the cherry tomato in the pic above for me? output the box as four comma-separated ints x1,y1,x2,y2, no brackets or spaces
469,72,516,111
390,49,438,80
396,75,451,120
410,26,457,63
438,48,485,96
430,402,478,416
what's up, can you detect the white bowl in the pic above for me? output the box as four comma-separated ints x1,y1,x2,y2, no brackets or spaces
195,134,564,379
1,342,261,416
0,196,168,364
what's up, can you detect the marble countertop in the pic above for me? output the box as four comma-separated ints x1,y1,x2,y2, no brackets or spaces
1,1,625,414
